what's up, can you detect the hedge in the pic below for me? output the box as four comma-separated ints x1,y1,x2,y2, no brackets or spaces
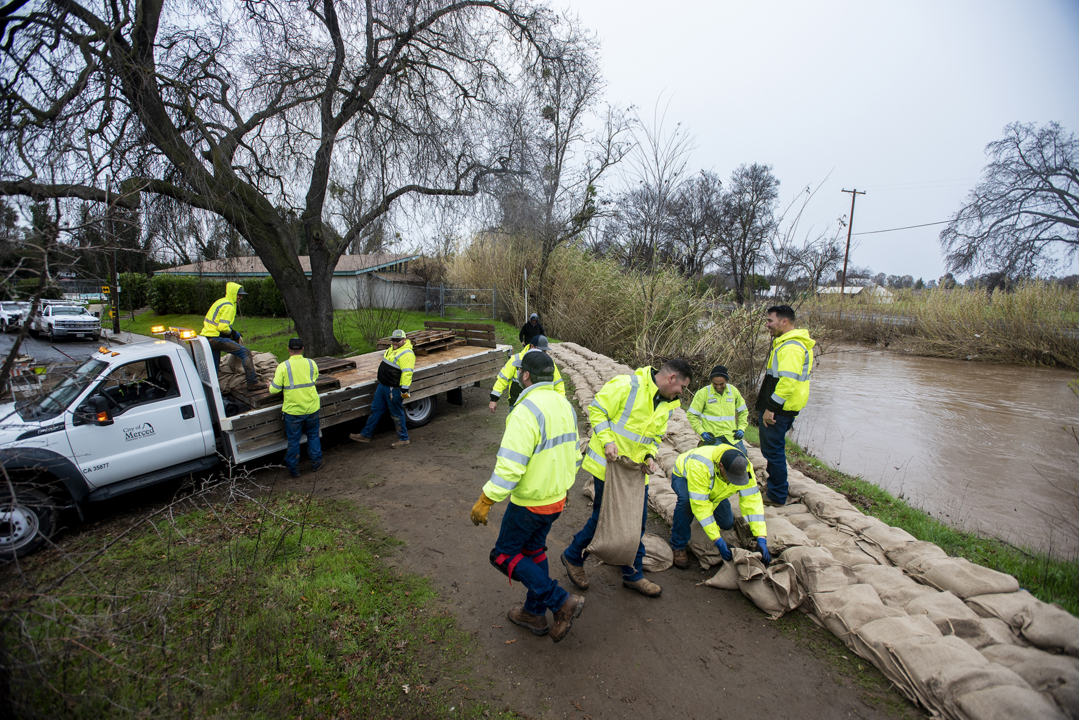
149,275,288,317
16,279,62,300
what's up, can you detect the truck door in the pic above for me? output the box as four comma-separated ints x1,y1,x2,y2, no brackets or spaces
65,354,207,488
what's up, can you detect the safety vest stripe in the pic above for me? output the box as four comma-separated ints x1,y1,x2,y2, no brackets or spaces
491,389,503,398
269,381,282,390
688,452,714,475
768,339,811,381
282,359,318,389
736,404,747,412
689,491,710,501
497,447,531,465
770,392,786,405
516,390,578,458
489,473,517,491
699,515,716,528
698,413,736,422
743,514,766,523
205,301,233,324
738,486,760,497
384,351,415,370
586,446,607,468
497,370,511,382
687,407,702,417
536,431,576,453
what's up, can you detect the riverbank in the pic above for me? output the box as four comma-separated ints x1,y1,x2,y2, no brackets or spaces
742,424,1078,617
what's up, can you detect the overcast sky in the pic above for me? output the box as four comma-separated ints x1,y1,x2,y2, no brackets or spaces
559,0,1079,282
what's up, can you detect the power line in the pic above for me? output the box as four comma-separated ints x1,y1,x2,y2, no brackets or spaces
853,220,949,236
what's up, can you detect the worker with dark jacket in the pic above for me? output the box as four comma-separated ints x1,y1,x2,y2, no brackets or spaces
755,305,815,507
268,337,322,478
489,335,565,411
350,329,414,448
668,444,769,570
471,352,584,643
200,281,258,387
518,313,545,345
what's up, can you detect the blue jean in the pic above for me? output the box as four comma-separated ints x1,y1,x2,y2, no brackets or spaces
758,410,794,504
360,383,408,441
564,476,648,582
669,473,734,550
284,411,322,474
207,333,257,385
492,502,570,615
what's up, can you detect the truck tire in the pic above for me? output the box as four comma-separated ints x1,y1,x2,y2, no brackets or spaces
403,395,437,428
0,486,58,560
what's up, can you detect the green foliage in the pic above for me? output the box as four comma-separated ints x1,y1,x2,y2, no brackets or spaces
149,275,288,317
16,278,61,300
116,272,151,310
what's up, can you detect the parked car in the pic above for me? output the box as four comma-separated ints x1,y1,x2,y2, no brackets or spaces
0,301,30,332
32,304,101,342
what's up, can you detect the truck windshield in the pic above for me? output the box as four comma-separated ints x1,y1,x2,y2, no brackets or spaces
18,357,108,421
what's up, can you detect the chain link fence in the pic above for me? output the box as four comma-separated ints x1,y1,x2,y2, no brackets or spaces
424,284,496,319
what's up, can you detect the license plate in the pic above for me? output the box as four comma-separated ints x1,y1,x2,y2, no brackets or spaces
75,333,85,338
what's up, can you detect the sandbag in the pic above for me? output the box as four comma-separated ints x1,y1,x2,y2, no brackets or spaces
967,592,1079,657
782,546,858,594
852,562,935,609
785,476,819,498
906,557,1020,599
700,548,803,619
890,634,991,716
859,523,918,553
905,591,983,633
956,684,1066,720
585,457,646,566
641,532,674,572
925,661,1037,720
785,512,826,532
885,539,949,569
760,514,816,552
982,644,1079,717
849,615,941,704
772,502,809,517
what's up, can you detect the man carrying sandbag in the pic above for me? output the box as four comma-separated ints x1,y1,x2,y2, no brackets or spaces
561,359,693,598
668,444,770,570
470,352,584,643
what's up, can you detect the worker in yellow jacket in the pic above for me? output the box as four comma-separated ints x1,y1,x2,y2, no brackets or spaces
268,337,322,478
668,444,770,569
470,352,585,643
687,365,748,453
489,335,565,411
562,360,693,598
350,329,415,448
754,305,815,507
200,281,258,387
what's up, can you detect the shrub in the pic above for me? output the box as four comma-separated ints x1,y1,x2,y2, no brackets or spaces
149,275,288,317
16,278,62,300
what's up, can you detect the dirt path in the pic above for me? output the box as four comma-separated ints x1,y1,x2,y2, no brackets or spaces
270,385,921,720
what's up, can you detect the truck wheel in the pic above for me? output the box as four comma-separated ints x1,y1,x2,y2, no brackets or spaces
403,395,437,428
0,486,57,560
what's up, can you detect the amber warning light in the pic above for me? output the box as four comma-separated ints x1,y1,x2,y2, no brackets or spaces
150,325,166,334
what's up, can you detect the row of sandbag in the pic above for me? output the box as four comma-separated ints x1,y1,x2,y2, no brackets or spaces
548,342,1079,720
219,351,278,391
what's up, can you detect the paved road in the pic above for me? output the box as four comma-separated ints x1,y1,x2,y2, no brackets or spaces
1,328,154,365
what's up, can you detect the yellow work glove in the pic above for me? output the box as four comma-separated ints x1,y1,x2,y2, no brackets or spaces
401,391,410,400
470,492,495,526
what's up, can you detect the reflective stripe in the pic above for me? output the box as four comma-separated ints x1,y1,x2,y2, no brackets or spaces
489,473,517,490
688,452,714,475
497,447,531,465
738,486,760,497
586,446,607,468
516,388,579,457
283,359,317,389
269,381,282,390
537,432,577,452
700,516,716,527
687,407,703,417
743,514,766,523
736,404,747,412
688,491,710,501
699,413,736,422
497,371,511,382
768,339,811,381
491,389,503,398
771,392,786,405
205,300,233,325
384,349,415,370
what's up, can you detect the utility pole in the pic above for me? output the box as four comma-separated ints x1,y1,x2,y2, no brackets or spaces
106,174,121,334
839,188,866,300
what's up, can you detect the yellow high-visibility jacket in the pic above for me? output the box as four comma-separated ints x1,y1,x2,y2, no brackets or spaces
491,348,565,405
377,340,415,389
483,383,579,507
687,383,748,438
581,367,680,483
201,282,243,338
269,354,321,416
673,444,766,542
758,328,815,415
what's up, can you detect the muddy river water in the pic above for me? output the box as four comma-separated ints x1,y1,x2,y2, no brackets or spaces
790,346,1079,557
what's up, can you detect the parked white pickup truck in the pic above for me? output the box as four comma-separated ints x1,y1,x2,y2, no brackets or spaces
0,301,30,332
32,303,102,341
0,327,507,558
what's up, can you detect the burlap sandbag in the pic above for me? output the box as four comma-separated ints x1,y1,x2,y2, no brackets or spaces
854,563,938,608
859,523,918,553
967,592,1079,657
890,634,992,716
782,546,858,594
886,540,949,569
773,502,810,517
584,456,647,566
641,532,674,572
758,513,816,553
906,557,1020,599
905,591,983,632
699,548,803,619
849,615,941,704
785,512,826,532
925,661,1037,720
810,584,906,645
956,684,1066,720
982,644,1079,717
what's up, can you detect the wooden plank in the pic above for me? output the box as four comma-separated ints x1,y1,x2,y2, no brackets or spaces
226,376,341,409
312,357,357,374
424,321,496,332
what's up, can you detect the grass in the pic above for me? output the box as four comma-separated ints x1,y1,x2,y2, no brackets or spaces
739,425,1079,617
119,307,525,361
2,490,515,719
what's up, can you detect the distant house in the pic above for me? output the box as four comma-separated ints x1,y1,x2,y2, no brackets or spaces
816,283,894,303
159,254,425,310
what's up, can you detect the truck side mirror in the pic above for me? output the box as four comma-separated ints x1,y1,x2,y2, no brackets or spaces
93,311,100,318
75,396,114,426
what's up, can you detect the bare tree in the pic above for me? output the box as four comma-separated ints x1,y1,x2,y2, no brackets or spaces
0,0,578,355
665,170,724,278
941,122,1079,278
715,163,780,304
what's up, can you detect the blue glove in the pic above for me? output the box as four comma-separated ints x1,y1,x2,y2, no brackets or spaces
701,432,715,445
756,537,772,566
714,537,733,562
734,429,744,440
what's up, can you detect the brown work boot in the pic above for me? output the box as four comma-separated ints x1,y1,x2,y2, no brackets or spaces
349,433,370,444
549,595,585,643
560,553,589,590
391,439,410,449
763,495,786,508
622,577,662,598
507,605,549,636
672,548,690,569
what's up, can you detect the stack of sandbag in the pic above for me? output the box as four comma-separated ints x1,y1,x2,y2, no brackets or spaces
699,547,804,619
218,351,277,391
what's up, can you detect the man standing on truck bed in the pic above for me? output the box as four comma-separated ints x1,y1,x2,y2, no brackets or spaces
755,304,815,507
268,337,322,478
201,282,258,388
350,329,414,449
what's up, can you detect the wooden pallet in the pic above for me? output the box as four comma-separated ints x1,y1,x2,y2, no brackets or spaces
375,329,464,355
226,375,342,409
424,321,496,348
310,356,358,374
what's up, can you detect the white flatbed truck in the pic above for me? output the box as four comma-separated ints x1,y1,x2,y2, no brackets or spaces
0,324,509,558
